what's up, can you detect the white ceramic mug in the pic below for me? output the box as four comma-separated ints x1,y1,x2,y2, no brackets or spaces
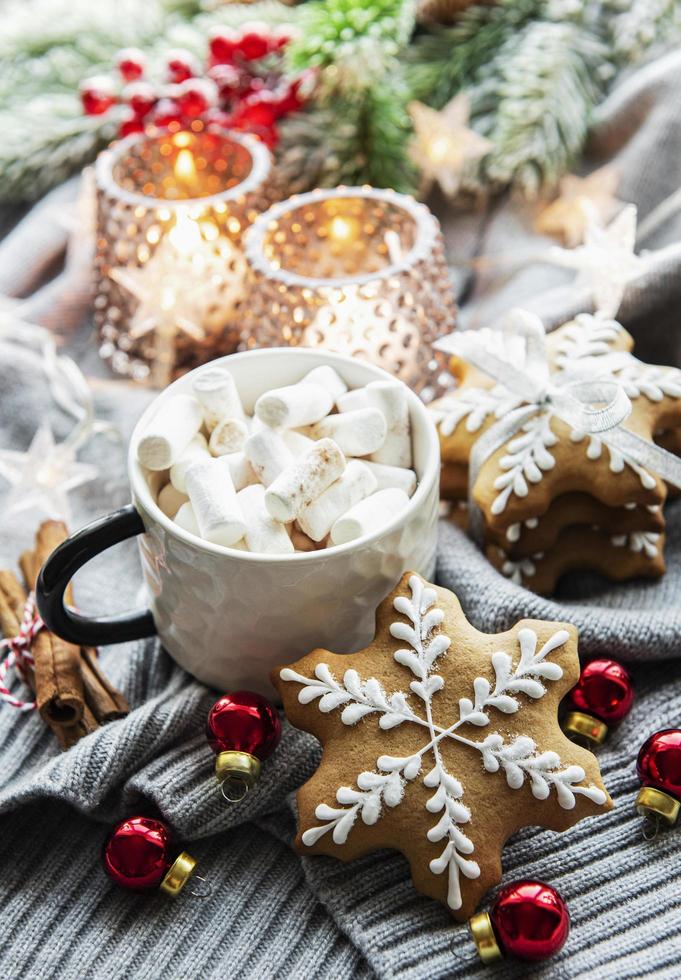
37,349,440,696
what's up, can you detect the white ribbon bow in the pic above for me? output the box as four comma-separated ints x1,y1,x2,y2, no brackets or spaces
434,309,681,541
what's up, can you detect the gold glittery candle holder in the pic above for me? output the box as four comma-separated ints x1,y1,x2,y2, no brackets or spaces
94,124,277,385
241,186,457,393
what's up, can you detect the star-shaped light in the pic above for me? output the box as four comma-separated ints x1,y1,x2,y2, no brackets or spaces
409,94,492,198
535,165,621,247
548,204,646,318
0,424,98,522
112,210,246,387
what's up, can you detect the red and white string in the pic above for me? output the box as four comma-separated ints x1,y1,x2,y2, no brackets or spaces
0,594,43,711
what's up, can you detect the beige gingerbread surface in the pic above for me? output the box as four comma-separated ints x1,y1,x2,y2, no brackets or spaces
272,572,611,921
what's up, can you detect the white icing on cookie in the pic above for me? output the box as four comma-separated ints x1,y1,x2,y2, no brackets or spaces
610,531,661,558
280,575,606,911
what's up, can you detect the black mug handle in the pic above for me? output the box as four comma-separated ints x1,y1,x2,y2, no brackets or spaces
36,504,157,647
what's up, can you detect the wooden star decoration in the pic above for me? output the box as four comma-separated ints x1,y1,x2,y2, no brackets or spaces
548,204,645,317
409,94,492,198
535,165,622,247
0,423,98,522
273,573,610,921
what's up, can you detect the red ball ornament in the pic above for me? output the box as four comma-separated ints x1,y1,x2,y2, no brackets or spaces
116,47,146,82
151,98,183,131
470,880,570,964
635,729,681,828
563,658,634,747
206,691,281,802
80,76,117,116
102,816,199,897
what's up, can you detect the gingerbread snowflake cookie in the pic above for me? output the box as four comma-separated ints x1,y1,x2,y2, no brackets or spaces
272,573,611,920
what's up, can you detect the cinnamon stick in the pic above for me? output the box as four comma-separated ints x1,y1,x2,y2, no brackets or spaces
80,647,129,722
26,522,85,728
0,571,37,696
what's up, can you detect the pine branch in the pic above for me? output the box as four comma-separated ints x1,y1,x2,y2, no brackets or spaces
602,0,681,63
407,0,546,107
287,0,416,91
468,20,608,196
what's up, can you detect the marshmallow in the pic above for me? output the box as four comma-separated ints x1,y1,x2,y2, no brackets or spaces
175,501,200,535
265,439,346,523
297,460,377,542
137,395,203,470
192,368,245,431
224,451,258,492
302,365,348,403
209,417,249,456
309,408,387,457
337,388,370,413
185,456,247,547
169,433,209,493
255,381,333,429
238,484,295,555
366,380,412,468
330,488,410,545
283,430,315,457
362,460,417,497
244,428,294,487
158,482,188,519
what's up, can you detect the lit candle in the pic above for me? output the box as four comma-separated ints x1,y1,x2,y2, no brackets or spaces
94,123,277,383
242,186,457,393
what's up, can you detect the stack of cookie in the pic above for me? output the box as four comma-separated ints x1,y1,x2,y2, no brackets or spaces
431,313,681,593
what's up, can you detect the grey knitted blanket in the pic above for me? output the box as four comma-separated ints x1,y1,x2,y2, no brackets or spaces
2,50,681,980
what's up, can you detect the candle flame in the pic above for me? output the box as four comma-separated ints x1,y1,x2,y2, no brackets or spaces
174,148,197,184
328,216,359,244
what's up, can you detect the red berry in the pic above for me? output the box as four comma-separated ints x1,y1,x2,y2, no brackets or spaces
80,76,117,116
235,23,271,61
209,28,239,66
637,730,681,802
206,691,281,761
152,98,183,130
176,78,217,118
123,81,157,118
207,63,245,100
116,47,146,82
119,112,145,137
102,817,173,892
568,659,634,725
491,880,570,961
270,26,293,52
166,48,199,83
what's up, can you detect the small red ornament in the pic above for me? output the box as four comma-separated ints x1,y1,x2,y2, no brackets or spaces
166,48,199,83
102,816,199,897
80,76,117,116
207,63,244,100
635,729,681,829
469,880,570,964
116,47,146,82
206,691,281,802
563,658,634,747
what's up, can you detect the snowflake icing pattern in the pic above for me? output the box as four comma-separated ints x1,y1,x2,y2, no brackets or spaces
278,575,609,917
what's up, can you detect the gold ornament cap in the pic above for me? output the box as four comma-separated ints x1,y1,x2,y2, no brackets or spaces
160,851,197,897
215,750,261,802
563,711,608,748
636,787,680,826
469,910,502,964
